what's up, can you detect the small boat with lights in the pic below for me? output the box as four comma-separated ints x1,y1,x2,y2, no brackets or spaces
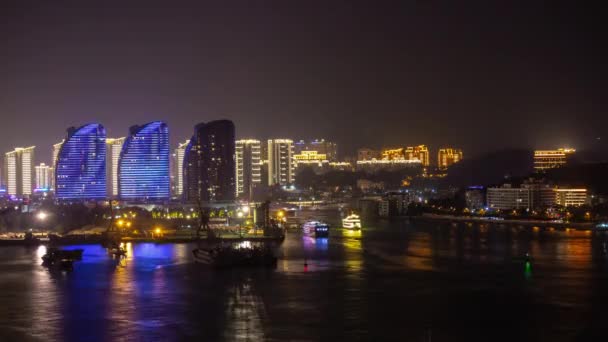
595,222,608,230
41,248,84,269
302,221,330,237
193,243,277,268
342,214,362,229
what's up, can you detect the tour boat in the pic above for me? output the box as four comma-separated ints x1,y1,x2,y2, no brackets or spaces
342,214,362,229
596,222,608,230
302,221,330,237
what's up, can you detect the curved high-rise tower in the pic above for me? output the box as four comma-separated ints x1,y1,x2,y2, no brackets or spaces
55,123,107,200
118,121,170,201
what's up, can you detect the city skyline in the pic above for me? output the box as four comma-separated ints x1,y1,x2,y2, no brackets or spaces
1,119,473,166
2,3,608,341
1,2,606,163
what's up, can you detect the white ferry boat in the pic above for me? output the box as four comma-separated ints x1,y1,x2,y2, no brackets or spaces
302,221,330,237
342,214,362,229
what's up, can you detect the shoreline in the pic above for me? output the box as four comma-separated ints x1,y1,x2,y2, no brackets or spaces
415,213,596,229
0,235,285,247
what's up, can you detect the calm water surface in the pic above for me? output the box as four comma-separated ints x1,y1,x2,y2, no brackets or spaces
1,219,608,341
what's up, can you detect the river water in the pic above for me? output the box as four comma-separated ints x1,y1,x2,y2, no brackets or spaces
1,219,608,341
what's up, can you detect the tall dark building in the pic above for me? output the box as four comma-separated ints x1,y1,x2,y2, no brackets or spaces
183,120,236,203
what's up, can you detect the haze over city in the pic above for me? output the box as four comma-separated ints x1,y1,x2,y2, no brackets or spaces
1,1,606,163
2,2,608,341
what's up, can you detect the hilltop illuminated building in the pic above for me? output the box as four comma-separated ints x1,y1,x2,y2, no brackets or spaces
534,148,575,172
294,139,337,161
105,137,125,198
55,124,106,200
171,140,190,198
118,121,170,202
183,120,235,203
355,147,422,172
405,145,430,167
268,139,294,186
381,148,406,160
438,148,463,170
3,146,35,197
357,148,379,161
35,163,51,191
356,159,422,172
236,139,261,199
294,151,328,166
373,145,430,166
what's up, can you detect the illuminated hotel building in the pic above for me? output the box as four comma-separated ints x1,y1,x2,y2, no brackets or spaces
486,184,532,210
183,120,235,203
3,146,35,197
236,139,261,199
50,140,64,191
405,145,430,167
56,124,106,200
294,139,337,161
534,148,575,172
35,163,51,190
268,139,294,186
52,140,64,167
171,139,190,198
118,121,170,202
554,188,587,207
438,148,463,170
105,137,125,198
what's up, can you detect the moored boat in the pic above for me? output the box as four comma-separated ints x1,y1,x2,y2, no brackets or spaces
0,232,41,247
193,244,277,268
41,248,83,269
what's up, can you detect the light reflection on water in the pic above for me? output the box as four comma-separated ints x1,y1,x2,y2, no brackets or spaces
1,221,608,341
224,278,266,341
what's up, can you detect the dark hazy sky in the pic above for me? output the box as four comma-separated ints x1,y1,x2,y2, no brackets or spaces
1,0,605,163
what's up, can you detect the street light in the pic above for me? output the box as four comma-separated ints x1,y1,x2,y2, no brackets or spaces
36,211,48,221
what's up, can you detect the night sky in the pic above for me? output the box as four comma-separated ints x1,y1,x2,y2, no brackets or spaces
1,1,605,163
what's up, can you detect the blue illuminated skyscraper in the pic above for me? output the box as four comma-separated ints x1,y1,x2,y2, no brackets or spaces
118,121,170,201
55,124,107,200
